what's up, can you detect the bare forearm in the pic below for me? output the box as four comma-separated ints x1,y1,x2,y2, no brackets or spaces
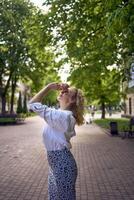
29,86,50,103
29,82,69,104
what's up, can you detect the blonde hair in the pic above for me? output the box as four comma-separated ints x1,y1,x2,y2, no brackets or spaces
69,87,85,125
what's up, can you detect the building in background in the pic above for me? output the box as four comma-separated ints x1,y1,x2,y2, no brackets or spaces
123,53,134,117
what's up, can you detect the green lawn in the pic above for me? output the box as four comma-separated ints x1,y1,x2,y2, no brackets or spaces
94,118,130,132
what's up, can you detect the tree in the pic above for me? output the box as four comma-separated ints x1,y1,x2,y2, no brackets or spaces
69,67,121,118
0,0,34,113
43,0,134,118
0,0,59,114
42,74,61,106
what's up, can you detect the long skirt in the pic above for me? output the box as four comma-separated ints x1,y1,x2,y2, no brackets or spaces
47,147,78,200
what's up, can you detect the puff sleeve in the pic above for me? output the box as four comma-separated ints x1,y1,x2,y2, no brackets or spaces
28,102,76,134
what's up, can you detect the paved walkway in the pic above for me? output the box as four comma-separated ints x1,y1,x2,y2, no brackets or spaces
0,116,134,200
84,112,122,124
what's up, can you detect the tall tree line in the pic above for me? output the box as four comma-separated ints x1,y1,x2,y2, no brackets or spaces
0,0,59,114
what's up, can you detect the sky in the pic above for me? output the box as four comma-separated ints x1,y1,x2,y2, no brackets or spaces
30,0,44,9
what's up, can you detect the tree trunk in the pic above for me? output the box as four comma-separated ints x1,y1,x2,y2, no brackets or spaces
10,76,17,114
1,95,6,114
1,71,13,114
101,102,105,119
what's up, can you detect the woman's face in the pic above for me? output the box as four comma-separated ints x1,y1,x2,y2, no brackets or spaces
57,88,76,108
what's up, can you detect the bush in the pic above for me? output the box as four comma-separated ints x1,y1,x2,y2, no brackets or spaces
94,118,129,132
0,113,25,125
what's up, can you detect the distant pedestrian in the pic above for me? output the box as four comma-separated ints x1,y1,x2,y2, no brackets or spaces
28,82,84,200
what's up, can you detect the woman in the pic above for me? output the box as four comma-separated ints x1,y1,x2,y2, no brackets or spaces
28,82,84,200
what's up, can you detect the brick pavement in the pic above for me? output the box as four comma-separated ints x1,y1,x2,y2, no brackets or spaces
0,116,134,200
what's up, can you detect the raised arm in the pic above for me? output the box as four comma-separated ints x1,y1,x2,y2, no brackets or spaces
29,82,69,103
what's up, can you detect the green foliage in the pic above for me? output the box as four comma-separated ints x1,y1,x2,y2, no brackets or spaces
69,67,121,107
0,118,16,123
42,74,61,106
0,0,60,113
43,0,134,117
94,118,129,132
0,0,33,78
0,0,35,113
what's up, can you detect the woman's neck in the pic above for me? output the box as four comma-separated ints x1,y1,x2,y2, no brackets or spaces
60,103,69,110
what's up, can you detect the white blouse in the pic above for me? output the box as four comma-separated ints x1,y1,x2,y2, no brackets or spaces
28,102,76,151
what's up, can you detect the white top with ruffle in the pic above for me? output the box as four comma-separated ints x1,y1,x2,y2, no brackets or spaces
28,102,76,151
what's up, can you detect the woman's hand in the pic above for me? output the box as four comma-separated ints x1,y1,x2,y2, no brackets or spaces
60,83,69,91
29,82,69,104
47,82,69,91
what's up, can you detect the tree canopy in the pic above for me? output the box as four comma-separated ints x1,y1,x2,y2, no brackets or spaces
43,0,134,117
0,0,60,114
1,0,134,117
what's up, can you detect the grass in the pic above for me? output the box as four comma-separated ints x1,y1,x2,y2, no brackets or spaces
94,118,130,132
